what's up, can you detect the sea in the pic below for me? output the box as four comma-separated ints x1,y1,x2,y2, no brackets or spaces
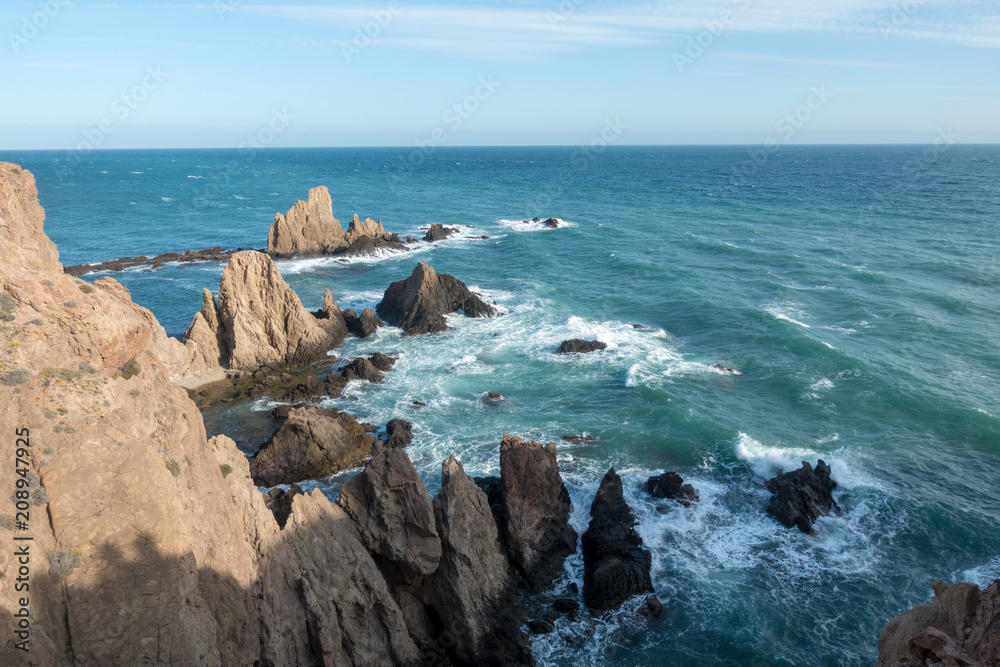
2,145,998,666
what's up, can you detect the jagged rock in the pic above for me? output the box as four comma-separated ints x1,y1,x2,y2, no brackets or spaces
368,352,396,372
556,339,608,354
764,460,840,535
876,580,1000,667
424,456,534,667
499,434,577,591
376,262,497,335
646,471,699,507
344,307,384,338
340,356,384,383
581,468,654,611
337,442,441,584
267,186,347,258
542,218,559,228
314,288,349,340
249,405,378,486
181,251,345,371
263,483,303,528
424,223,456,242
278,372,347,402
384,418,413,448
63,246,250,276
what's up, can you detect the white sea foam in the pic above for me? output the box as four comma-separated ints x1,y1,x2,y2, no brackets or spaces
160,196,173,202
734,432,878,491
497,217,575,232
810,378,835,391
960,556,1000,587
187,175,203,179
765,305,811,328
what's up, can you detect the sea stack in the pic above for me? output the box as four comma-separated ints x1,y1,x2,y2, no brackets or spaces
376,261,497,335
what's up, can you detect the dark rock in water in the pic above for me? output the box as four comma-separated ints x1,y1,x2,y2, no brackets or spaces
483,391,505,406
764,460,840,535
278,372,347,402
63,246,253,276
344,308,384,338
556,339,608,354
412,400,426,408
376,262,497,335
562,434,594,445
875,580,999,667
263,483,303,528
499,433,578,592
249,405,378,486
553,598,580,614
368,352,396,372
423,456,533,666
632,323,643,329
581,468,653,611
423,223,457,242
646,471,699,507
714,363,742,376
337,441,441,584
340,357,384,383
542,218,559,228
528,620,553,635
639,595,664,619
338,233,408,258
384,418,413,448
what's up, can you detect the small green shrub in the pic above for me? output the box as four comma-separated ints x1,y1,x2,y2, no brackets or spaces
44,409,57,419
0,310,13,322
219,464,233,479
30,318,44,326
46,548,83,583
79,362,97,373
63,425,76,434
11,167,22,175
0,293,15,310
42,280,53,287
119,359,142,380
166,460,181,477
0,515,15,531
129,389,141,398
63,301,76,309
78,284,95,294
32,488,49,506
0,369,31,386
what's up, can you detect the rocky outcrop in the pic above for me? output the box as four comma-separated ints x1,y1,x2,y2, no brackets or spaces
581,468,654,611
337,442,441,584
384,418,414,448
344,307,384,338
249,405,378,486
424,456,534,666
267,188,406,259
376,262,497,335
63,246,254,276
764,460,840,535
314,288,350,341
181,251,346,371
876,580,1000,667
646,471,699,507
341,356,386,383
556,339,608,354
369,352,396,372
279,370,348,402
424,223,457,242
498,434,578,591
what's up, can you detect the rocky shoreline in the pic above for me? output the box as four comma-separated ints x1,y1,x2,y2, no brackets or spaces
1,162,994,666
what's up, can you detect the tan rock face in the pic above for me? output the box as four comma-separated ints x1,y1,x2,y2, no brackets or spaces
346,214,392,245
267,186,347,258
182,250,345,371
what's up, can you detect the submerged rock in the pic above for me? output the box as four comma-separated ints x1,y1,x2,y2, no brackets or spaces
63,246,252,276
482,391,505,406
375,261,497,335
581,468,653,611
498,434,578,591
646,471,699,507
764,460,840,535
556,339,608,354
249,405,378,486
876,580,999,667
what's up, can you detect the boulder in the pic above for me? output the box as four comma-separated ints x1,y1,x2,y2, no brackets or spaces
764,460,840,535
344,307,385,338
581,468,653,611
181,251,344,371
876,580,999,667
498,434,578,591
384,418,413,448
337,442,441,584
375,262,497,335
267,186,348,258
646,471,699,507
556,339,608,354
340,356,385,383
249,406,378,486
542,218,559,228
423,456,534,666
423,223,456,242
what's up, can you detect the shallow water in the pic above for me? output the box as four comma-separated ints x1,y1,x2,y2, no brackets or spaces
4,145,999,666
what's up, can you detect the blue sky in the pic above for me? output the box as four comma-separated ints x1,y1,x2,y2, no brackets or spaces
1,0,998,148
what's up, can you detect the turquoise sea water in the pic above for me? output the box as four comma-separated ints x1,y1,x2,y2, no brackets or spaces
3,146,999,666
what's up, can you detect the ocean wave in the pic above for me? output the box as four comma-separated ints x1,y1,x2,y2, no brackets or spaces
497,217,575,232
764,304,811,328
733,432,878,491
187,175,204,179
810,378,835,391
160,196,173,202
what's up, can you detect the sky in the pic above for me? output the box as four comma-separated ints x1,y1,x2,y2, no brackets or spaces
0,0,998,149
